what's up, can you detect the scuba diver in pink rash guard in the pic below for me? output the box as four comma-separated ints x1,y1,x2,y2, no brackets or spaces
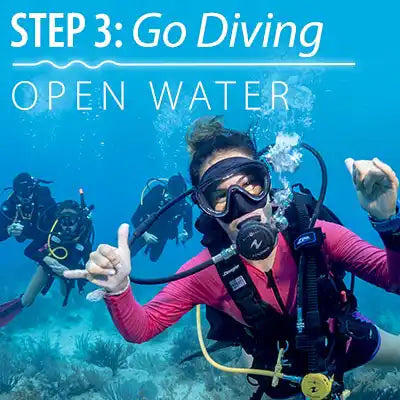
65,116,400,400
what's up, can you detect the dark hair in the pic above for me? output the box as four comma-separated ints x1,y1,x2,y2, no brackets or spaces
167,174,187,196
186,116,257,186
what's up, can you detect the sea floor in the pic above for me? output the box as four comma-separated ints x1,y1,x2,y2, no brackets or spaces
1,287,400,400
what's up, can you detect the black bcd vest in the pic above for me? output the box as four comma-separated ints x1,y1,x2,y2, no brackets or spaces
195,184,372,399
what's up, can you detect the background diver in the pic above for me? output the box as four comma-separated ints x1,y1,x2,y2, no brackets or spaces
0,191,95,327
67,117,400,399
0,172,56,243
130,174,193,262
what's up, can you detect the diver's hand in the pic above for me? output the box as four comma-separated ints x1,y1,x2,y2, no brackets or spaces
345,158,399,220
143,231,159,244
43,256,69,277
178,229,189,244
63,224,131,293
7,222,24,237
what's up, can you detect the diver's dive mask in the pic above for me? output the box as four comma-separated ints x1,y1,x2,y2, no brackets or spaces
192,157,278,260
192,157,271,223
15,180,35,203
58,211,79,236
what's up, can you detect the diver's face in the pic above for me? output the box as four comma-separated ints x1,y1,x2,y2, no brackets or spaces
61,222,78,235
15,179,34,200
199,150,273,237
59,211,79,235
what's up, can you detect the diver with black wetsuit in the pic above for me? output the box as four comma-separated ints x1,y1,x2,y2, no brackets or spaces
24,199,94,306
0,172,56,243
130,174,193,262
0,194,95,326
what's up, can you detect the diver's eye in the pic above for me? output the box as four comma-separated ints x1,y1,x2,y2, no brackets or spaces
212,191,227,212
245,184,263,196
238,176,263,196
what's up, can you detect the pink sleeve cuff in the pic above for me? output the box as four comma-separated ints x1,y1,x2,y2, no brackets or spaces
104,283,135,306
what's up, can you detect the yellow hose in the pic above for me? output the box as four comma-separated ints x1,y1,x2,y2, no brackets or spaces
195,305,350,399
47,219,68,260
195,304,292,380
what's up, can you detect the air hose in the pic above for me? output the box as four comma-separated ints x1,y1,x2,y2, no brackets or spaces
127,142,327,287
195,304,300,383
130,245,236,285
47,219,69,260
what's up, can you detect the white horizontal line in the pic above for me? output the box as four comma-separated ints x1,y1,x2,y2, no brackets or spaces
12,60,356,70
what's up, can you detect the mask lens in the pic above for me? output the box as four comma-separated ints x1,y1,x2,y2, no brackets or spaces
200,179,226,212
16,183,34,199
197,162,270,217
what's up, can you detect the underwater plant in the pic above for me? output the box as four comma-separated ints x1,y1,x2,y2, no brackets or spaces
129,350,167,374
101,378,158,400
21,333,61,373
74,332,91,357
168,326,201,365
10,384,42,400
102,380,135,400
83,365,109,390
0,352,22,394
85,336,135,375
37,362,108,399
169,325,243,384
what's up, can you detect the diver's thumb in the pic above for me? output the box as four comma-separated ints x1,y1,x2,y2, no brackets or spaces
344,158,355,176
117,223,130,254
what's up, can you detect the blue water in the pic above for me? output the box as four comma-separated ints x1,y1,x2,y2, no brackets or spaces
0,0,399,398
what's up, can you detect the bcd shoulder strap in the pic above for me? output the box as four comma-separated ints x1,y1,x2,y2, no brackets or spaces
207,240,276,332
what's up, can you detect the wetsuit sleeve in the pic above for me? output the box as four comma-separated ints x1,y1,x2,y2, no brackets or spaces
104,251,216,343
0,200,13,241
131,185,164,228
320,220,400,293
24,237,48,263
183,202,193,239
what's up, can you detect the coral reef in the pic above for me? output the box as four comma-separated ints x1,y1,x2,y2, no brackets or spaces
346,368,400,400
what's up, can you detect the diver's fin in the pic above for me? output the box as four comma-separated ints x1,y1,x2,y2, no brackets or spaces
0,296,23,327
179,341,235,364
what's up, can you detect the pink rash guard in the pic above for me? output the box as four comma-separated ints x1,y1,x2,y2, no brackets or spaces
105,220,400,344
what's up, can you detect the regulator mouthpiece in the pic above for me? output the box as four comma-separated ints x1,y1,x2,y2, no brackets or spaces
236,217,278,260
